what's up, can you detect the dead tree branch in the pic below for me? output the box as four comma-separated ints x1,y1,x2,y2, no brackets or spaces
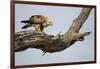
15,8,92,54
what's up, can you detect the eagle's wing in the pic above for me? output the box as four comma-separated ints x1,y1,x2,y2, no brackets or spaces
33,16,45,24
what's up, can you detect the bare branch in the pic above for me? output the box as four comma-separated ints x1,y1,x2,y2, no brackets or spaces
15,8,92,54
67,8,92,33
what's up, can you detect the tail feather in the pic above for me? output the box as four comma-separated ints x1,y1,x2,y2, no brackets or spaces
22,24,32,29
21,20,30,23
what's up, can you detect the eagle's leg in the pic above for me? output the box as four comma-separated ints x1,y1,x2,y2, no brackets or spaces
35,25,44,32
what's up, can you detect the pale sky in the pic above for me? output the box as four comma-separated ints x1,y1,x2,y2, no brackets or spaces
15,3,95,65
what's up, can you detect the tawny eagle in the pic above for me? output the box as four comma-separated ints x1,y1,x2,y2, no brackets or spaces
21,15,53,32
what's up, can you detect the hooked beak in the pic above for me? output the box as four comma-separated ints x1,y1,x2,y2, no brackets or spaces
49,22,53,26
49,19,53,26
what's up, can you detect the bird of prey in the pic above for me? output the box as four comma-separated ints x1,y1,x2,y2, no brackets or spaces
21,15,53,32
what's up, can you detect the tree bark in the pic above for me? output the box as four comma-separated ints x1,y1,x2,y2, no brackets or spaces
15,8,92,54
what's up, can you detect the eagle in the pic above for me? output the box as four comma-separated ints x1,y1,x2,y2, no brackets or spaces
21,15,53,32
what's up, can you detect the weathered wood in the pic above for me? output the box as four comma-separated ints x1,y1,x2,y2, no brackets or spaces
15,8,92,54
